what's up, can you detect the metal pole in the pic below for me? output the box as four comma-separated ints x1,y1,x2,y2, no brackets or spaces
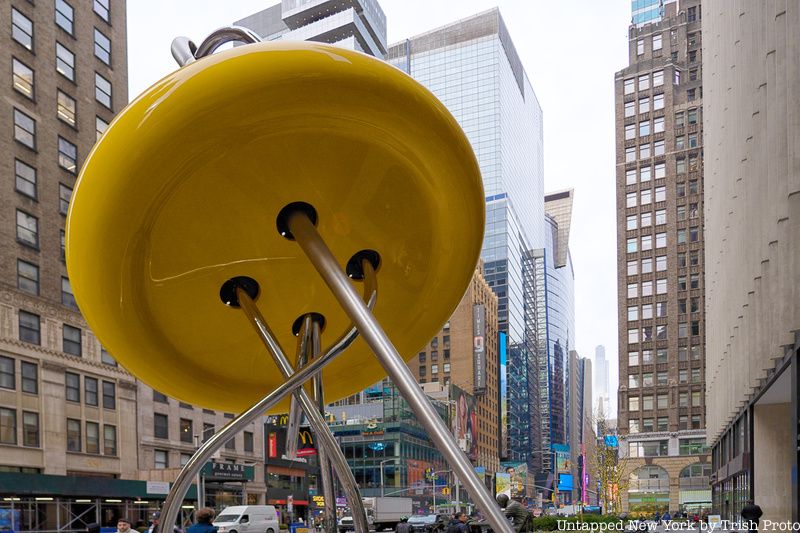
156,327,352,533
380,464,385,498
193,435,203,507
237,290,369,533
288,207,515,533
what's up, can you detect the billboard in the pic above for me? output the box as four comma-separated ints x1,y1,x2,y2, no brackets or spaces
473,304,487,394
499,331,508,458
495,472,511,498
558,473,574,492
502,462,528,500
553,443,571,473
451,384,478,460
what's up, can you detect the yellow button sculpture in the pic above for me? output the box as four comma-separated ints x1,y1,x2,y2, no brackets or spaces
66,41,484,414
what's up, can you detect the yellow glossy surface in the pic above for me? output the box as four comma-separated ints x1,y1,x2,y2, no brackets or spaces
66,41,484,413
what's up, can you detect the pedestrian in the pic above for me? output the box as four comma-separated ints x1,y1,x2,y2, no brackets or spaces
148,512,181,533
741,501,763,532
395,517,413,533
186,508,217,533
117,518,132,533
446,512,469,533
654,511,661,525
662,511,671,525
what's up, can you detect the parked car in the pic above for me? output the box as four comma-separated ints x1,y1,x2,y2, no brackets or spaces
407,514,448,532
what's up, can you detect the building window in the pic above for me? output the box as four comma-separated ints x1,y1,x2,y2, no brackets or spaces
641,212,652,227
21,411,39,447
642,280,653,297
691,415,701,429
12,58,34,98
653,139,665,156
0,357,15,390
13,108,36,149
639,96,650,114
58,137,78,173
67,418,81,451
180,418,193,443
642,304,653,319
629,352,639,366
654,162,665,179
655,232,666,247
639,120,650,137
653,70,664,87
628,329,639,344
642,395,654,410
225,437,236,450
638,74,649,91
688,133,698,148
641,257,652,273
627,283,638,298
203,422,214,443
680,438,707,455
641,235,652,251
61,277,79,310
244,431,254,452
674,69,681,85
656,278,667,294
60,230,66,261
629,396,640,411
21,361,37,394
687,6,697,22
692,390,702,407
637,39,644,55
676,135,686,150
93,28,112,65
17,260,39,295
624,78,635,94
94,0,110,21
84,377,98,406
180,453,191,466
625,101,635,118
65,372,80,402
1,408,17,445
431,364,438,374
626,192,637,208
103,381,116,409
625,146,636,163
154,449,168,469
12,9,34,50
629,374,639,388
640,166,652,182
641,188,652,204
627,215,637,231
15,160,37,199
56,91,77,127
86,421,100,453
19,311,40,345
627,238,637,253
58,185,73,216
627,260,638,276
679,416,688,430
55,0,74,34
687,88,696,101
653,116,665,134
653,34,662,51
629,419,640,434
154,413,169,439
690,273,700,289
625,123,635,141
654,186,666,202
153,390,168,403
657,417,668,431
56,43,75,80
96,116,109,140
689,226,700,242
63,325,82,356
95,73,112,108
104,425,117,455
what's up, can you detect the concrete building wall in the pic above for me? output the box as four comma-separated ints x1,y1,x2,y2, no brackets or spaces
753,403,792,523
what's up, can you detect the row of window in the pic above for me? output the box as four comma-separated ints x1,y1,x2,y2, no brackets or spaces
625,156,701,185
625,140,666,161
628,368,702,388
629,414,702,433
14,311,116,366
624,116,666,140
12,2,111,59
628,437,707,458
417,363,451,377
16,209,66,253
0,408,39,447
629,390,703,413
625,186,667,207
152,412,255,453
624,93,665,118
13,59,113,135
66,418,117,455
628,299,700,322
628,346,703,366
627,205,700,231
65,371,116,409
627,274,700,298
626,232,667,253
417,349,450,363
17,260,76,309
624,70,666,95
0,356,37,393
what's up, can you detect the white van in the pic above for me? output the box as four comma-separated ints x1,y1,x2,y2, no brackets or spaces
213,506,280,533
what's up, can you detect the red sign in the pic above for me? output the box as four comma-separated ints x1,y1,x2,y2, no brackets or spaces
268,432,277,458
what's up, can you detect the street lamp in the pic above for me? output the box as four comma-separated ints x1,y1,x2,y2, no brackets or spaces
379,459,394,497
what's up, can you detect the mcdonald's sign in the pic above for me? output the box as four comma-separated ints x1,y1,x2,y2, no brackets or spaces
297,429,317,457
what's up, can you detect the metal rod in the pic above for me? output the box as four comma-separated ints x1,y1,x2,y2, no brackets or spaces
194,26,263,59
306,320,337,533
287,211,515,533
157,334,351,533
237,289,370,533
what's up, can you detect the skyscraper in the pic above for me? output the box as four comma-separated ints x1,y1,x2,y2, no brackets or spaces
387,8,546,473
631,0,664,27
235,0,387,58
703,1,800,523
594,345,611,417
615,0,710,514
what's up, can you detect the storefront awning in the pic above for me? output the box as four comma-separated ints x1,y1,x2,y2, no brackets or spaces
0,472,197,499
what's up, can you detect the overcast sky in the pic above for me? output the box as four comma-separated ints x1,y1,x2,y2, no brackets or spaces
127,0,630,416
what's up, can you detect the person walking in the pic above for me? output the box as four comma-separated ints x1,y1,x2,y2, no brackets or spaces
186,508,217,533
395,517,413,533
446,512,469,533
741,501,763,532
117,518,133,533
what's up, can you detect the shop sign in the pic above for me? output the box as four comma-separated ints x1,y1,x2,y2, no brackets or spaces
146,481,170,495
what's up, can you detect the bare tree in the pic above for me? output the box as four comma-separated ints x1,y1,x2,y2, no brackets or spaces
592,407,633,514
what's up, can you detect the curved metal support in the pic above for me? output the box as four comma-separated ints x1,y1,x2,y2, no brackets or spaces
157,336,351,533
195,26,263,58
171,26,262,67
170,36,197,67
286,210,516,533
237,289,370,533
